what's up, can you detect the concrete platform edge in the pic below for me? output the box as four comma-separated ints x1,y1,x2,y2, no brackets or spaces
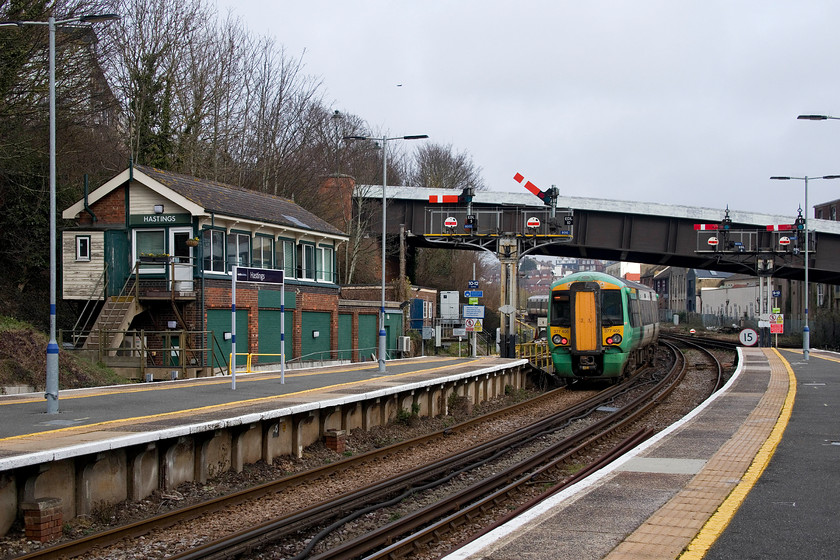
0,359,529,472
442,349,749,560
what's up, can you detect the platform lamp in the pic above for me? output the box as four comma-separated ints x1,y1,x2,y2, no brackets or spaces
0,13,120,413
343,133,428,372
769,175,840,361
797,114,840,121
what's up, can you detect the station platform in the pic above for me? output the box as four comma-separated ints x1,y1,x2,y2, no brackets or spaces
0,355,524,467
444,347,839,560
0,355,531,536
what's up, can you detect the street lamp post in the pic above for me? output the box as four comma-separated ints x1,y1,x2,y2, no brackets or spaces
343,133,428,372
770,174,840,360
1,13,119,413
797,114,840,121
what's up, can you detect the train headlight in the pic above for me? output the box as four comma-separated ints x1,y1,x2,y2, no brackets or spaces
607,334,622,345
552,334,568,346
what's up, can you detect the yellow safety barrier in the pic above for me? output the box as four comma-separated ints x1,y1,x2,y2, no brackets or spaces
516,341,552,371
229,353,285,374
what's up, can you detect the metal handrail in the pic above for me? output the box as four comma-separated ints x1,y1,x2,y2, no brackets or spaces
71,262,109,346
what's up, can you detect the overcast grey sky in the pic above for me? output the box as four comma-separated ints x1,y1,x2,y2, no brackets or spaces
215,0,840,219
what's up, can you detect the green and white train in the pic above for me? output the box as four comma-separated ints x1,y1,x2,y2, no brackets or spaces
547,272,660,381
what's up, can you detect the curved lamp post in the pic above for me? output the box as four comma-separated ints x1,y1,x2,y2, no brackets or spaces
769,174,840,360
1,13,119,413
343,133,428,372
797,114,840,121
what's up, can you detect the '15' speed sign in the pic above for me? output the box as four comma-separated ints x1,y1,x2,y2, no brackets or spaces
739,328,758,346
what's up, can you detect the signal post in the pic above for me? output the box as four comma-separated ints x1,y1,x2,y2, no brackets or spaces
425,173,574,357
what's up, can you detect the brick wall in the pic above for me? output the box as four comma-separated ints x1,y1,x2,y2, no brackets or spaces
79,187,126,226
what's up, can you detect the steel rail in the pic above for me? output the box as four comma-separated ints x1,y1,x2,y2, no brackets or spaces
165,368,657,560
664,334,728,392
13,368,641,560
189,344,686,560
306,345,687,560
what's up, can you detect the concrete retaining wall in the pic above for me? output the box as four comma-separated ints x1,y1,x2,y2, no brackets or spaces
0,363,530,536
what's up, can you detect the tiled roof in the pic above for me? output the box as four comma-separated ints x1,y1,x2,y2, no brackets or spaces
136,165,346,237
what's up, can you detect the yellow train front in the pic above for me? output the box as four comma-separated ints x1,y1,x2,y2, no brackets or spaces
547,272,659,381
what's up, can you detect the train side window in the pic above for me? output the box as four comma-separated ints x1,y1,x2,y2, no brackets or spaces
629,298,641,327
551,293,571,327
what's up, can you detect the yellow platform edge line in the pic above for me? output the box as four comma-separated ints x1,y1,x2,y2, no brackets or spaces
0,356,472,406
0,358,482,443
678,348,796,559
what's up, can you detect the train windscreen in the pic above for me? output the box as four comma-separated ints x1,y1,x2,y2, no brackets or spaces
550,293,571,326
601,290,623,326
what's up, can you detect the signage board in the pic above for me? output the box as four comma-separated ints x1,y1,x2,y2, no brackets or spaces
468,280,479,289
739,328,758,346
772,290,781,298
129,213,192,226
463,305,485,319
469,297,478,305
464,290,483,298
422,326,434,340
444,216,458,228
453,328,467,337
235,267,284,285
526,217,541,228
465,318,483,332
769,313,784,334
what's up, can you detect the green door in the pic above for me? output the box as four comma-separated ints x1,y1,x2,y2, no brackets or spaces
384,312,403,360
207,309,248,369
164,334,180,367
257,309,293,365
337,314,352,360
105,230,131,297
301,311,331,361
358,314,377,360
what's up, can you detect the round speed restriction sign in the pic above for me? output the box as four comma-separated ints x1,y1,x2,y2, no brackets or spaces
739,328,758,346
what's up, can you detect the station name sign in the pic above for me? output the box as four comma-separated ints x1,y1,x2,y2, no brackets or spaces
235,267,284,285
129,213,192,226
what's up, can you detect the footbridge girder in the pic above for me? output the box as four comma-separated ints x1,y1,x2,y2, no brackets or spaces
365,186,840,284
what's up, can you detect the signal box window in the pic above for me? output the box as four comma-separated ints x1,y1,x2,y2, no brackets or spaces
253,236,272,268
76,235,91,261
299,244,315,280
202,230,225,273
317,245,334,282
227,232,250,268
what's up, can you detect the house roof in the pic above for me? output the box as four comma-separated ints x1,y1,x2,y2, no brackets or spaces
64,165,347,239
137,166,345,237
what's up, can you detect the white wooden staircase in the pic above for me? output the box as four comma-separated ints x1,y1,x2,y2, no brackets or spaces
83,296,143,353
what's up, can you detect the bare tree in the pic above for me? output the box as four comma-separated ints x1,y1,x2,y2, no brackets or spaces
408,142,485,191
407,142,488,293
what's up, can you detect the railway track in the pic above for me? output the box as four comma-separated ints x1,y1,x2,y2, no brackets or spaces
7,381,605,560
663,332,740,352
10,339,730,560
167,340,723,560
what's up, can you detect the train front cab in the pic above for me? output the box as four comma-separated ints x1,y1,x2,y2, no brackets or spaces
549,280,629,380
